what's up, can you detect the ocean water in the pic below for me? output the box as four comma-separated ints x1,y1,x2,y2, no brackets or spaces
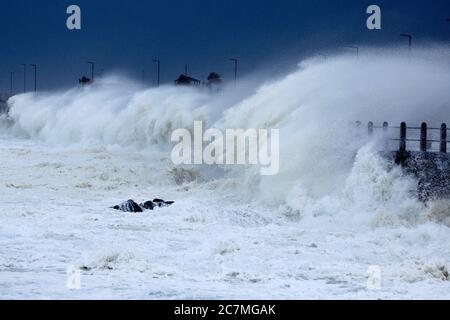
1,48,450,299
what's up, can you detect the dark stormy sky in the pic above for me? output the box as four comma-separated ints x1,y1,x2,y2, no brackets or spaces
0,0,449,92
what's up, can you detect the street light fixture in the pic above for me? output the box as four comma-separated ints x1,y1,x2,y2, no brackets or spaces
30,64,37,92
152,59,160,87
229,58,238,86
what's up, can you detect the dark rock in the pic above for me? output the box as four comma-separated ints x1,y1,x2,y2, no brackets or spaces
140,201,155,210
383,151,450,201
111,200,143,213
153,199,174,208
153,199,164,207
112,199,174,213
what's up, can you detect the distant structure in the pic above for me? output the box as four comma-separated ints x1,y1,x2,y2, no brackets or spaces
174,74,201,86
79,76,93,86
206,72,222,93
0,93,12,114
206,72,222,86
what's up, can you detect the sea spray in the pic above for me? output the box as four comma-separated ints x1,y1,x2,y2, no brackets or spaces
3,47,450,226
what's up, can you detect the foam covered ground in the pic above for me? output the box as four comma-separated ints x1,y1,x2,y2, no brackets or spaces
1,138,449,299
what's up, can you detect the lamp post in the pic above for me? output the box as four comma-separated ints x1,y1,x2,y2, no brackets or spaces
152,59,160,87
87,61,95,81
229,58,238,86
400,34,412,51
30,64,37,92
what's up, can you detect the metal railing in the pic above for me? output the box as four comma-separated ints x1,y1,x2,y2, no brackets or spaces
359,121,449,153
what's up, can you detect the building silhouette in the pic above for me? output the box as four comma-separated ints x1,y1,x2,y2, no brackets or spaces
174,74,201,86
79,76,93,86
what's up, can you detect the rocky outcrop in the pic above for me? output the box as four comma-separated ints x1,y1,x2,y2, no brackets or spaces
111,199,174,213
383,151,450,201
111,200,143,213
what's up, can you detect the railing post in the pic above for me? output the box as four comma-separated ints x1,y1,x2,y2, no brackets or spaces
420,122,427,152
368,121,374,135
441,123,447,153
400,122,407,152
382,121,389,149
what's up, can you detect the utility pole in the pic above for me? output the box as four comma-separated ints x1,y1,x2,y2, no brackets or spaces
22,64,27,93
87,61,95,81
30,64,37,92
152,59,160,87
229,58,238,86
400,34,412,51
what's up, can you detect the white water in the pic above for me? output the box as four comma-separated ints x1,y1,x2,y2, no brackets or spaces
1,47,450,299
